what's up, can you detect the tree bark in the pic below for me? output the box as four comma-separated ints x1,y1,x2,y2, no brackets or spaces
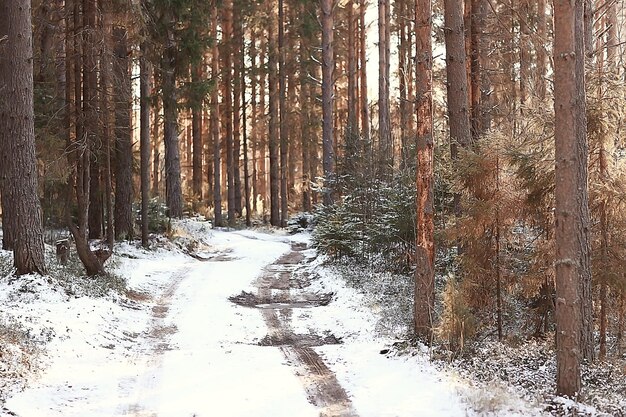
268,0,281,224
162,24,183,218
553,0,590,396
222,0,236,225
0,0,47,275
414,0,434,342
346,0,359,171
537,0,547,100
470,0,486,137
378,0,391,174
279,0,288,227
211,1,223,226
192,62,203,203
359,0,370,143
321,0,335,206
233,6,243,216
113,26,133,239
444,0,472,218
140,40,151,247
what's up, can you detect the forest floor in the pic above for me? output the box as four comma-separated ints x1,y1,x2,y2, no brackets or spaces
0,220,616,416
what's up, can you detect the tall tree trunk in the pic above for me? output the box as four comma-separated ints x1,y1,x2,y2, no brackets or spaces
241,33,251,227
192,62,203,203
300,28,312,212
519,0,531,105
346,0,359,175
583,0,594,57
100,0,114,249
113,25,133,239
233,6,243,216
321,0,335,206
162,26,183,218
279,0,288,227
259,33,269,215
0,0,47,275
250,28,258,215
537,0,547,100
378,0,391,173
88,1,103,240
414,0,434,341
359,0,370,143
152,71,161,197
140,39,151,247
211,1,223,226
470,0,486,137
268,0,281,224
223,0,236,225
444,0,472,218
66,0,108,276
553,0,590,396
398,0,413,169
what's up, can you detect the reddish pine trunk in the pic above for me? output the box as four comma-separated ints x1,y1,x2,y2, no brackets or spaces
192,62,203,203
321,0,335,206
211,1,223,226
413,0,435,341
553,0,590,397
279,0,288,226
0,0,46,275
140,40,151,247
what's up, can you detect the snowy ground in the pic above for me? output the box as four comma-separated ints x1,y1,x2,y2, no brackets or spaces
0,221,549,416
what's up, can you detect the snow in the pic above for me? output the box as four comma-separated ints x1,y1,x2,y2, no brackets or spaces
0,220,554,416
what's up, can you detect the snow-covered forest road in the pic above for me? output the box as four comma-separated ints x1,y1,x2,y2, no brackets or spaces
1,225,540,417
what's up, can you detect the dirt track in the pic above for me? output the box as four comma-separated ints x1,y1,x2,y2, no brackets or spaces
232,244,358,417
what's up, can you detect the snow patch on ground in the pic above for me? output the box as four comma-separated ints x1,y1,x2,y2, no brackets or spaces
1,220,603,417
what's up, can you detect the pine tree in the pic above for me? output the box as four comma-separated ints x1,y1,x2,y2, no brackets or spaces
0,0,47,275
553,0,590,397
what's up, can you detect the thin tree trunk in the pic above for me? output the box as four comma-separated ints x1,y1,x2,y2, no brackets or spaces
250,28,258,215
268,0,280,224
470,0,486,137
233,7,243,216
300,31,312,212
100,1,114,249
537,0,547,100
259,33,268,215
519,0,530,105
413,0,434,341
140,39,151,247
279,0,288,226
321,0,335,206
398,0,413,169
211,1,223,226
359,0,370,143
152,72,161,197
347,0,359,168
88,7,103,242
378,0,391,173
192,62,203,203
242,35,251,227
223,0,236,225
583,0,594,57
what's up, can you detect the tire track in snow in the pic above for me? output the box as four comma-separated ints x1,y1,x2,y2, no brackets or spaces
251,244,358,417
119,265,192,417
